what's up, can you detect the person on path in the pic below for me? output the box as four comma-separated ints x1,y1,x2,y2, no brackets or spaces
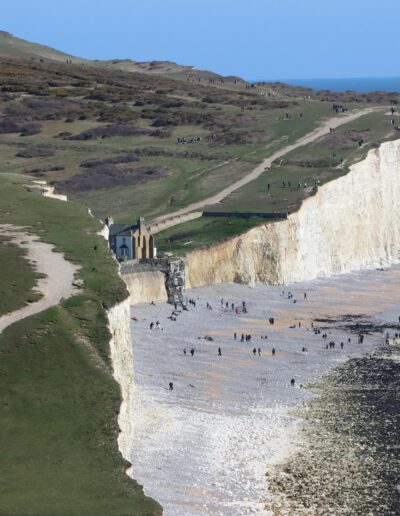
183,348,187,356
304,292,307,300
169,382,174,391
272,347,276,356
234,332,237,340
340,342,344,349
291,378,295,386
218,347,222,356
150,322,154,330
190,348,195,356
253,348,257,356
258,348,261,356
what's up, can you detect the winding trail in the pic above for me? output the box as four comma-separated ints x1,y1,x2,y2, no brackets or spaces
0,225,80,334
150,108,378,229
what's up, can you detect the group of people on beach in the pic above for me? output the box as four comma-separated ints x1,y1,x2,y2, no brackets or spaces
143,287,377,394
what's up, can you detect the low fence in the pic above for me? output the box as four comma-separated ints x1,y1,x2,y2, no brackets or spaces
202,211,288,220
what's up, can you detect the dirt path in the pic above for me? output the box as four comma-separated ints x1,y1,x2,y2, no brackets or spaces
0,225,80,334
150,108,378,227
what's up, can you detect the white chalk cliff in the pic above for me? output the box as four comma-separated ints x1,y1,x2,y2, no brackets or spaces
107,297,135,475
185,139,400,287
124,271,168,305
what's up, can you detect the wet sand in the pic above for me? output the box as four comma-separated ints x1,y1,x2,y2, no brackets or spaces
130,266,400,515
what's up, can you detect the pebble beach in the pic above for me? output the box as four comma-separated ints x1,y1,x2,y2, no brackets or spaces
130,266,400,515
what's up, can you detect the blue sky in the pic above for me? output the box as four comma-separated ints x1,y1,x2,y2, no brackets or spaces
2,0,400,80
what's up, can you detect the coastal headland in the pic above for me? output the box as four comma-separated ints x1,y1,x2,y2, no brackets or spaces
1,30,400,515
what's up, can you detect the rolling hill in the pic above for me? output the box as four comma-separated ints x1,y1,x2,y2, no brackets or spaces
0,30,86,63
0,30,237,82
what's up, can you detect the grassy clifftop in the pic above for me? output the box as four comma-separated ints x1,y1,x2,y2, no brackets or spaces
0,175,161,515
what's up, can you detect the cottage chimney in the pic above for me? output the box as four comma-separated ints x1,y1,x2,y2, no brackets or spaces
105,215,114,227
138,216,145,231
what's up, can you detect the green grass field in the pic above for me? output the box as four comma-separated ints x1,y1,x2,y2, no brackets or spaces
0,237,42,316
0,99,338,223
156,215,270,255
156,110,400,254
0,175,161,515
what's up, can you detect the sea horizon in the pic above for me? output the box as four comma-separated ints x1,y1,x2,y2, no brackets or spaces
252,76,400,93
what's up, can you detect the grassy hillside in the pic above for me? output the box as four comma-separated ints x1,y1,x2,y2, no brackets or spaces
156,108,400,253
0,175,161,515
0,31,84,63
0,237,42,315
0,56,362,223
0,30,237,81
1,51,399,252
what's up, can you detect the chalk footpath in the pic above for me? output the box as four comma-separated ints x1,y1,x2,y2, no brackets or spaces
0,225,79,333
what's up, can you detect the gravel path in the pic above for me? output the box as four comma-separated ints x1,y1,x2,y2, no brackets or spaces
130,265,400,515
0,225,80,334
150,107,378,226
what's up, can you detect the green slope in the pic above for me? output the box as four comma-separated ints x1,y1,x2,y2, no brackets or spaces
0,175,161,515
0,30,232,80
0,30,86,63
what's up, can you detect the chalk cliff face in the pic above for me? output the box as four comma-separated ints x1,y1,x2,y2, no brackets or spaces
107,298,135,474
185,139,400,287
123,271,168,305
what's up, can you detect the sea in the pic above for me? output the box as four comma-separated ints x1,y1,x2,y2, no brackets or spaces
256,77,400,93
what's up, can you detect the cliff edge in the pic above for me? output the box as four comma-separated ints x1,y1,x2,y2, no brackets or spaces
185,139,400,287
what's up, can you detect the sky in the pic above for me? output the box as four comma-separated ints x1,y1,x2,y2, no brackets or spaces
2,0,400,80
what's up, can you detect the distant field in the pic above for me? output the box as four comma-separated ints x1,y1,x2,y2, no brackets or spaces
1,55,399,249
0,56,354,223
156,110,400,254
210,110,398,214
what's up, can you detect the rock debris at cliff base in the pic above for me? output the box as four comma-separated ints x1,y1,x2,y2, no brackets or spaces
267,348,400,515
130,265,400,515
